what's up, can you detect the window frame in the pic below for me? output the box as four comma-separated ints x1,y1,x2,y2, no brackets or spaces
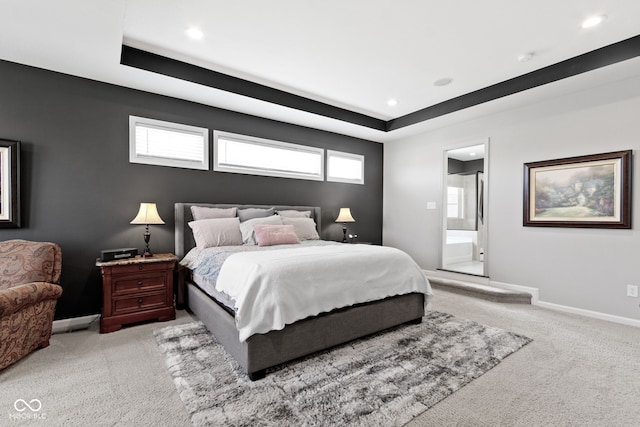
129,115,209,170
326,150,365,185
213,130,325,181
447,186,464,218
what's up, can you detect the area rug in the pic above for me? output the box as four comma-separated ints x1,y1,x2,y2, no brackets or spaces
154,311,531,426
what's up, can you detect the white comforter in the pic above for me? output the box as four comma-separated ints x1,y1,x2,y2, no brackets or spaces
215,243,432,341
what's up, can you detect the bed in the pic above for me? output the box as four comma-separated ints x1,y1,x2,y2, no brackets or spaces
175,203,432,380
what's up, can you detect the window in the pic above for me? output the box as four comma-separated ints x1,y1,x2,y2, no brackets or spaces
447,187,464,218
214,131,324,181
327,150,364,184
129,116,209,170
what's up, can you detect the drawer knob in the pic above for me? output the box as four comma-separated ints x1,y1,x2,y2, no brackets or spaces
138,265,143,271
137,298,143,304
137,280,143,286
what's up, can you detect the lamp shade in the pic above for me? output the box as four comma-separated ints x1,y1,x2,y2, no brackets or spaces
335,208,355,223
130,203,165,225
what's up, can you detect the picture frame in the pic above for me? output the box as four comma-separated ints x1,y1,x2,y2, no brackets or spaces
523,150,631,228
477,171,484,226
0,139,20,228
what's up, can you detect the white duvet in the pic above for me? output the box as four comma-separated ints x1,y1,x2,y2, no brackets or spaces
215,243,433,341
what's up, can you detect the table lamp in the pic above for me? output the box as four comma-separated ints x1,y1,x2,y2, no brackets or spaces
130,203,165,257
335,208,356,243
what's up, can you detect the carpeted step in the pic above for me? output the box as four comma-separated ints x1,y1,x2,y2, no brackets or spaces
429,277,532,304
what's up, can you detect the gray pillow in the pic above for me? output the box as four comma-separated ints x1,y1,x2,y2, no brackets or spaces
237,207,275,222
281,217,320,240
276,209,311,218
191,206,237,221
188,217,243,248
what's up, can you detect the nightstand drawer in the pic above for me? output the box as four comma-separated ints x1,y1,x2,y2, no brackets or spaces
110,261,171,275
113,292,167,315
112,274,166,295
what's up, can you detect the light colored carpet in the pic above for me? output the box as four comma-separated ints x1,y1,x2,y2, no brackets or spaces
1,289,639,426
407,291,640,427
0,313,194,426
154,312,530,426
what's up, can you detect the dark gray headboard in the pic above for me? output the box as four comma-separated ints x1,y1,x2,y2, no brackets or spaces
174,203,322,257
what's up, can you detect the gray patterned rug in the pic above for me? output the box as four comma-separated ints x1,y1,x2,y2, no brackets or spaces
154,311,531,426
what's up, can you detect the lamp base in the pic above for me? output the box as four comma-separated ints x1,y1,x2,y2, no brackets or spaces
142,227,153,257
342,226,348,243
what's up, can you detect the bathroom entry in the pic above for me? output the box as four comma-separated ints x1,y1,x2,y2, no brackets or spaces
442,142,487,276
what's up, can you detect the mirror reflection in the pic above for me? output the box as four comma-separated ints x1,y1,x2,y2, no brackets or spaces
442,143,486,276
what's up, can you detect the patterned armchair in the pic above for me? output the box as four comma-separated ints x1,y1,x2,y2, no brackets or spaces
0,239,63,370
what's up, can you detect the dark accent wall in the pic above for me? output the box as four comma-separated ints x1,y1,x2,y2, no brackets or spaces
0,60,383,320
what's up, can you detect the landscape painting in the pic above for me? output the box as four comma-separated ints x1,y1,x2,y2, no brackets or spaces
523,150,631,228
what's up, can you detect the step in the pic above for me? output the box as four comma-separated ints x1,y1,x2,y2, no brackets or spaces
428,277,532,304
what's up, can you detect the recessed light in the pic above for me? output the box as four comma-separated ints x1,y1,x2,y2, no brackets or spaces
185,27,204,40
581,15,606,29
434,78,453,87
517,52,535,63
387,98,398,107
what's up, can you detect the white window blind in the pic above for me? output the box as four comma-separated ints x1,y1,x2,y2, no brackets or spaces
129,116,209,170
214,131,324,181
327,150,364,184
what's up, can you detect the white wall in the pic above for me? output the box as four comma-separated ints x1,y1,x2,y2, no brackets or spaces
384,73,640,321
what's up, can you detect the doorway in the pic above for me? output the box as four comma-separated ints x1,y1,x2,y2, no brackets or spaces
442,141,488,276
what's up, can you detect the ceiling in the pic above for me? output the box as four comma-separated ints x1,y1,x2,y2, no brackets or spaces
2,0,640,142
448,145,485,162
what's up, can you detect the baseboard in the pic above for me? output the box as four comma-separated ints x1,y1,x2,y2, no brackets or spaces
535,301,640,328
426,270,639,328
52,314,100,334
494,281,639,328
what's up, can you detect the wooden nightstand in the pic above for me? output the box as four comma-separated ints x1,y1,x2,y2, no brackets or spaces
96,253,178,333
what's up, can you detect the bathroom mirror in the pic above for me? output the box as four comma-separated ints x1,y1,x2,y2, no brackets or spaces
441,141,488,276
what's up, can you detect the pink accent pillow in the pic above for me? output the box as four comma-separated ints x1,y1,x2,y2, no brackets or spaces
253,224,300,247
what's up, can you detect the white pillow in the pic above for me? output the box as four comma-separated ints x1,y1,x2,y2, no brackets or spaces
276,209,311,218
188,217,242,249
239,215,283,245
191,206,237,221
281,217,320,240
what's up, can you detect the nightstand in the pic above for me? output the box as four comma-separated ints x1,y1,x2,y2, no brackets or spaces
96,253,177,333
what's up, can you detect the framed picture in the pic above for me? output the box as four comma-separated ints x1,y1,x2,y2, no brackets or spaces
0,140,20,228
524,150,631,228
477,171,484,225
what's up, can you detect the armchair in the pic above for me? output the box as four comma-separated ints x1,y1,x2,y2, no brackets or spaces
0,239,63,370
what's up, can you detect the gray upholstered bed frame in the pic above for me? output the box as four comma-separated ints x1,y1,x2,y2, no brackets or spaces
175,203,425,380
